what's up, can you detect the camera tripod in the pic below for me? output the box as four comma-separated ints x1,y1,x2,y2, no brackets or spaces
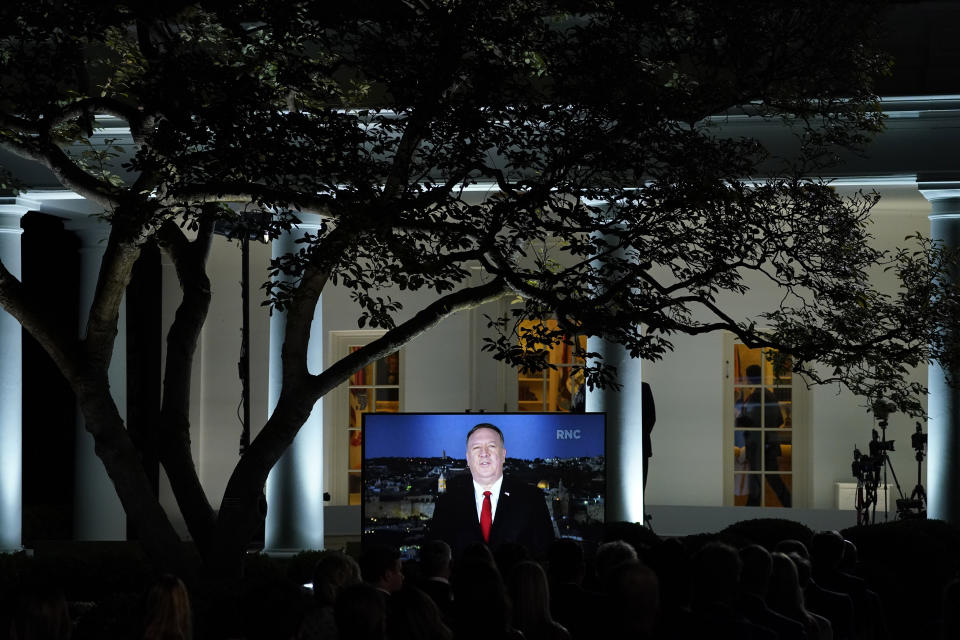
853,417,927,524
853,418,905,525
895,423,927,519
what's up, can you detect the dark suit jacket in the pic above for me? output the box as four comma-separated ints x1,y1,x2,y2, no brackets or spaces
805,582,855,640
417,578,453,623
428,475,555,559
641,382,656,457
550,582,603,640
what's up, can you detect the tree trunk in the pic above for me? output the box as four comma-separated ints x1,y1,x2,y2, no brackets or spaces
157,221,218,560
207,383,318,577
72,227,201,577
75,374,201,577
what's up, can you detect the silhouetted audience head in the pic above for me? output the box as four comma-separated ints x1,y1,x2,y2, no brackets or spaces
388,587,451,640
313,551,362,606
507,561,561,640
595,540,637,588
647,537,692,611
459,542,496,568
840,539,859,573
419,541,452,580
786,552,812,589
241,575,304,640
547,538,584,585
336,583,387,640
738,544,773,597
690,542,741,609
494,542,530,579
10,583,72,640
361,546,404,594
452,560,512,640
767,552,826,639
767,552,805,617
143,574,191,640
605,560,659,639
810,530,845,572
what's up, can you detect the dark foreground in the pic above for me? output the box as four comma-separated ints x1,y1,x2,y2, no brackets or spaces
1,517,956,639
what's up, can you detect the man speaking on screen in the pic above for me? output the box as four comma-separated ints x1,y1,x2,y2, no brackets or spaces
429,423,555,559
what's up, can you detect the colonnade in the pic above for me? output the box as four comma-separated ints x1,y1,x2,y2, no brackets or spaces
1,183,960,553
0,203,330,552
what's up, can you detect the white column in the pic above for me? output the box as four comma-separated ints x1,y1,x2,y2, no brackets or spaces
920,182,960,524
264,216,325,553
0,198,28,552
585,338,645,523
64,219,127,540
583,220,648,524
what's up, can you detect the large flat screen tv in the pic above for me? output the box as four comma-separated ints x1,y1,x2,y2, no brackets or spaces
361,412,606,559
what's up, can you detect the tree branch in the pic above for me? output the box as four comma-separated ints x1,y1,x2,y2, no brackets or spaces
0,111,40,135
37,96,153,142
158,182,335,219
156,219,218,551
2,245,195,575
0,258,81,378
82,226,142,368
0,136,124,210
74,371,198,576
313,276,509,398
225,275,509,519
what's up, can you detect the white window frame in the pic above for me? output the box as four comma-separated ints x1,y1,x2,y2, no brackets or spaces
326,330,404,506
722,332,810,508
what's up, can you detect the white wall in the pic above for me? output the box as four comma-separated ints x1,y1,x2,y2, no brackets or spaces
530,185,929,511
807,186,930,509
198,238,272,508
644,186,931,509
321,283,480,412
643,333,727,506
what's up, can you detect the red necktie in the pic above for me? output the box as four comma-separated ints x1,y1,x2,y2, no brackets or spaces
480,490,492,543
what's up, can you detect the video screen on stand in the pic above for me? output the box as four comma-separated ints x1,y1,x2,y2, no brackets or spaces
361,412,606,559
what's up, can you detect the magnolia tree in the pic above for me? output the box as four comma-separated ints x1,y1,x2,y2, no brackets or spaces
1,0,956,576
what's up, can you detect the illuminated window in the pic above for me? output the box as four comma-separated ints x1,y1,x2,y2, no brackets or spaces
725,337,804,507
347,347,400,505
329,331,402,506
516,319,586,412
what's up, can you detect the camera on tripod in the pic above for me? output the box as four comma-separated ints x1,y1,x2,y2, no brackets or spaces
868,428,895,457
852,402,927,525
872,399,895,422
911,423,927,452
851,447,880,481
